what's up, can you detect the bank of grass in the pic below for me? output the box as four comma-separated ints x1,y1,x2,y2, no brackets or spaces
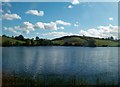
0,36,25,46
2,37,24,43
2,73,118,87
95,39,119,47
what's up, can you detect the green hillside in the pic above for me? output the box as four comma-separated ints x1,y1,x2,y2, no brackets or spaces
52,36,119,47
95,39,118,47
52,36,86,46
0,35,119,47
0,36,25,46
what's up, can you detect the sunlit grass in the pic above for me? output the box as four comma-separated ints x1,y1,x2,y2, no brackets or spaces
2,73,118,87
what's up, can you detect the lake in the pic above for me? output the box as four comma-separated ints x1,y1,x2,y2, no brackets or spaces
2,47,119,85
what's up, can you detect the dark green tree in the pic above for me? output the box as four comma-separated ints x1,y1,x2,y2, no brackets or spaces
15,35,24,41
2,35,7,37
110,36,114,40
87,38,96,47
31,39,36,46
25,40,31,46
3,40,12,46
36,36,39,41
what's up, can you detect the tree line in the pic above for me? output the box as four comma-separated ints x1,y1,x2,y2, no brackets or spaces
2,35,52,46
1,34,120,47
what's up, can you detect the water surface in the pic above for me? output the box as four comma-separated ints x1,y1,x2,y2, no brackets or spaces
2,47,118,84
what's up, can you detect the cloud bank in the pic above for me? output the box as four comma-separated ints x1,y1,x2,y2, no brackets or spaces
2,13,21,20
4,23,119,39
72,0,80,5
42,32,78,37
26,10,44,16
109,17,114,21
80,24,119,39
4,20,71,34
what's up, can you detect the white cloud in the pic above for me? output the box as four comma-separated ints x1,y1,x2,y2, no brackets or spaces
7,10,11,13
23,30,30,34
56,20,71,26
4,22,35,34
2,13,21,20
72,0,80,5
34,22,57,30
76,22,79,24
34,20,71,30
34,22,44,29
109,17,113,21
2,0,11,2
4,27,21,35
15,22,34,34
4,20,71,34
74,24,79,27
60,26,64,29
68,0,80,8
74,22,79,27
44,22,57,30
58,26,64,30
23,22,34,31
79,24,119,39
68,5,73,8
42,32,75,37
0,9,3,13
26,10,44,16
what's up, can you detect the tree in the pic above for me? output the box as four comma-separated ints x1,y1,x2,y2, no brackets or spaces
87,38,96,47
25,40,31,46
15,41,21,46
36,36,39,40
3,40,12,46
31,39,36,46
110,36,114,40
15,35,24,41
12,36,14,39
2,35,7,37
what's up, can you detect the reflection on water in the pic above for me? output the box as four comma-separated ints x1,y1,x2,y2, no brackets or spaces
2,47,118,84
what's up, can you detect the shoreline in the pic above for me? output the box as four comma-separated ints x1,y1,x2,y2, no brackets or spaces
1,45,120,47
1,35,119,47
2,72,118,87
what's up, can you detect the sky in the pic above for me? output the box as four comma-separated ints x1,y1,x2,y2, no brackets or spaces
1,1,118,39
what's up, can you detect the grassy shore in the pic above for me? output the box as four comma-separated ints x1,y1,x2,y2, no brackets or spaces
2,73,118,87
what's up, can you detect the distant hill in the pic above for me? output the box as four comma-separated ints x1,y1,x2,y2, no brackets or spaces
0,36,25,46
52,35,119,47
0,35,119,47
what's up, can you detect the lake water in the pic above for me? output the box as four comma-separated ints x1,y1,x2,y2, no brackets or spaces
2,47,119,85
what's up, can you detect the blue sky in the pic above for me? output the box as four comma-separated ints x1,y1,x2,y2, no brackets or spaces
2,1,118,39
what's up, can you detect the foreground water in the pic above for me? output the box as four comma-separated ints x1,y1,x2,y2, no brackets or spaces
2,47,119,85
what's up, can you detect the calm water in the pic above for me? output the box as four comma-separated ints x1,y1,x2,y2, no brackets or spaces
2,47,119,84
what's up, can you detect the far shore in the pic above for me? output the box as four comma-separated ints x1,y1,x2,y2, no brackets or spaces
1,45,120,47
1,35,120,47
